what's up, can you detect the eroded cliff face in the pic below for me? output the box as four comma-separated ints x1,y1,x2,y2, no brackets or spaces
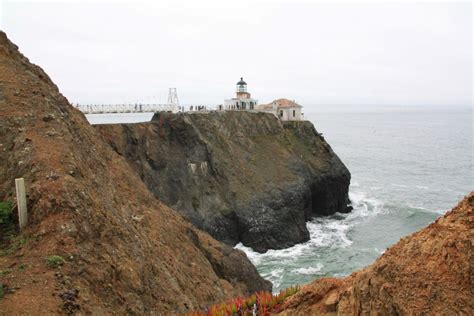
0,31,270,314
96,111,351,252
274,193,474,315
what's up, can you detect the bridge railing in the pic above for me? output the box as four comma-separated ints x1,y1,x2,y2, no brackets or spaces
74,104,178,114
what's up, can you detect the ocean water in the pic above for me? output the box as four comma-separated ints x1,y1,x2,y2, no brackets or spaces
236,106,473,291
85,112,154,125
86,107,473,292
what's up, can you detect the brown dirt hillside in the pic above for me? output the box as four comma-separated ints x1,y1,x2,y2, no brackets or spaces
275,192,474,315
0,31,271,315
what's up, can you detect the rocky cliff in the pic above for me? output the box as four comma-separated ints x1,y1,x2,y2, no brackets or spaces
96,111,351,252
0,31,271,314
274,193,474,315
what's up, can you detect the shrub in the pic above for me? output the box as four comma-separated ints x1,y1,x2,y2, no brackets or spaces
45,255,65,268
0,201,13,225
186,285,300,316
0,236,28,257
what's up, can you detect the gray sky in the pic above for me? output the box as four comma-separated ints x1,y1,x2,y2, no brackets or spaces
1,1,472,108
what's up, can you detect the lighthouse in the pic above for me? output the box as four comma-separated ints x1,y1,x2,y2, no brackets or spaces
222,77,258,111
236,77,249,98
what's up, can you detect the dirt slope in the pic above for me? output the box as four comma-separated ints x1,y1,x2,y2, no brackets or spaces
275,192,474,315
0,31,270,314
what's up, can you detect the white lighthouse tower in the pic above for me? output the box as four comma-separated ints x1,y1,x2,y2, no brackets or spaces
222,77,258,111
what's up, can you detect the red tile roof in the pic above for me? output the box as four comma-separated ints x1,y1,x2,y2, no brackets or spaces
258,98,302,109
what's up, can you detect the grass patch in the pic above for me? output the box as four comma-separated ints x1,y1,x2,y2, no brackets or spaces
0,284,3,299
18,263,27,271
0,200,22,257
0,235,28,257
0,268,12,276
45,255,65,268
0,201,13,225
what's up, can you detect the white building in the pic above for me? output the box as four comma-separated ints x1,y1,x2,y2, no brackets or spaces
257,98,303,121
220,77,258,111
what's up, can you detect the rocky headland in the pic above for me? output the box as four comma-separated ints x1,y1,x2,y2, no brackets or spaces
1,28,472,316
96,111,351,252
274,192,474,315
0,31,271,314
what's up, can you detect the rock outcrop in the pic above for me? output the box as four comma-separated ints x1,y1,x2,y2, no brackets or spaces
0,31,271,314
274,193,474,315
96,111,351,252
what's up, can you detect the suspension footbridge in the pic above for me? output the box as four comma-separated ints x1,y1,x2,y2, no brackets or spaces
74,88,211,114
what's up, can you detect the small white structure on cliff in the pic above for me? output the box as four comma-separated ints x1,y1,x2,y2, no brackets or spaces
219,78,303,121
257,98,303,121
220,77,258,111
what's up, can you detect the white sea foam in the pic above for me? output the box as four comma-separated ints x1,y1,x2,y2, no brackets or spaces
348,191,366,204
237,189,383,262
307,220,352,248
235,242,308,267
415,185,429,190
235,189,385,291
262,268,285,289
234,243,264,264
374,247,385,254
391,183,409,188
291,263,324,275
349,191,385,218
407,204,445,215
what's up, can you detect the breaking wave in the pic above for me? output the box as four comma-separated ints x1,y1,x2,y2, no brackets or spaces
407,204,445,214
235,188,385,292
290,263,324,275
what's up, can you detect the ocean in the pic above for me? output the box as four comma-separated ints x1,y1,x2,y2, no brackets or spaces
86,106,473,292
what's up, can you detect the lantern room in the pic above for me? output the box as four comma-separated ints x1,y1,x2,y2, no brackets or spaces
236,77,247,93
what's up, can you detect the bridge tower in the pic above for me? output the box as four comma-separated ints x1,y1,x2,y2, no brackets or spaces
167,88,180,113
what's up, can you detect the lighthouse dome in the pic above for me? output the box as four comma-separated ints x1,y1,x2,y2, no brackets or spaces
237,77,247,85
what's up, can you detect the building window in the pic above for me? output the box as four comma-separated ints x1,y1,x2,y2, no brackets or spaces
279,110,283,117
293,110,295,117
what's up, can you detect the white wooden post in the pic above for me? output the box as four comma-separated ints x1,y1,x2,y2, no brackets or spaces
15,178,27,230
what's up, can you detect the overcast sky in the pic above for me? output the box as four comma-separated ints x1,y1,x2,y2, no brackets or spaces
1,1,472,108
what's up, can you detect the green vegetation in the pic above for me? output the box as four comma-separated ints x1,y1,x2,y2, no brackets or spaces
18,263,27,271
0,268,12,276
0,235,28,257
0,200,19,256
0,201,13,225
186,285,300,316
0,284,4,299
45,255,65,268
